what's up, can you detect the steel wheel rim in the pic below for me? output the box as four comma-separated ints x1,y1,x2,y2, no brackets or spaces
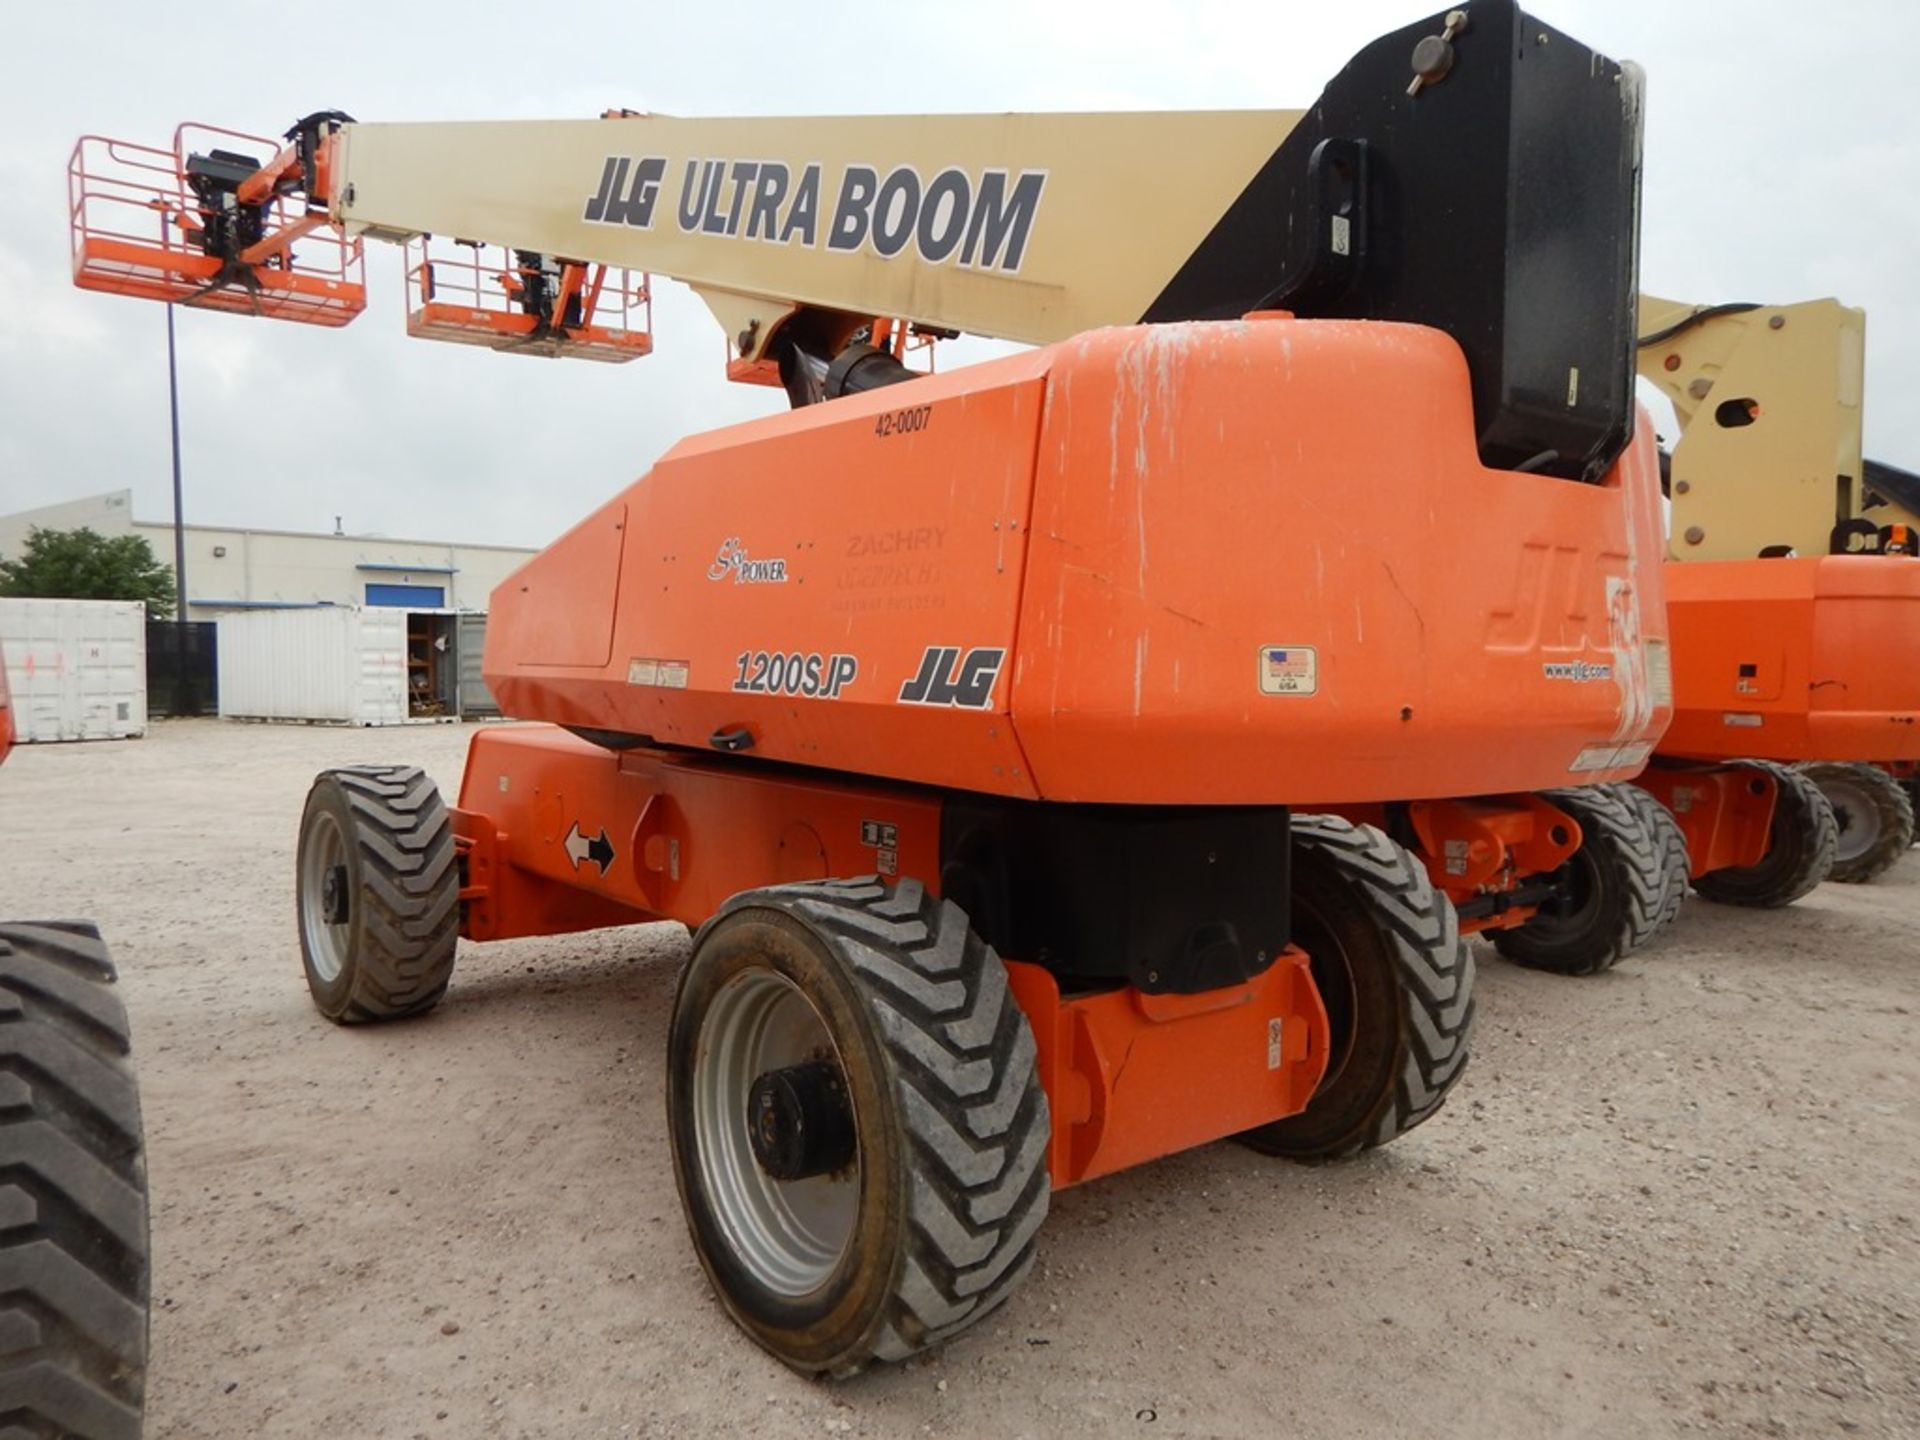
1293,895,1358,1096
299,809,352,984
1819,776,1882,864
1554,847,1603,929
693,967,860,1298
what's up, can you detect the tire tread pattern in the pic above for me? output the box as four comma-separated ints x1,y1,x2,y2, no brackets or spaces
1622,783,1690,933
311,766,458,1022
1290,817,1474,1156
1492,785,1664,976
1796,761,1914,885
1692,760,1837,908
0,922,147,1440
715,878,1048,1371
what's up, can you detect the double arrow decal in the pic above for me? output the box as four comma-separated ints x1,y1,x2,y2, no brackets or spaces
563,822,617,877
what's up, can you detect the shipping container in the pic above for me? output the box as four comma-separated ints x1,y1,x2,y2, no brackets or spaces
216,606,473,725
456,611,500,718
0,598,147,743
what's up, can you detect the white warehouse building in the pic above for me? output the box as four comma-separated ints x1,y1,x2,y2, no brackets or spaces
0,490,536,620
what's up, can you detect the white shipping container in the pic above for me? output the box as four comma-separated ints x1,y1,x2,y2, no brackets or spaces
217,606,465,725
456,611,500,718
0,598,147,743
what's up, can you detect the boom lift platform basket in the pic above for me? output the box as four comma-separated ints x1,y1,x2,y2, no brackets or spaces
68,125,366,325
403,237,653,362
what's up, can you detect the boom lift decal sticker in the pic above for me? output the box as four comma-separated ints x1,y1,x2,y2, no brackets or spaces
898,646,1006,708
626,658,690,688
860,820,901,878
873,404,932,438
585,156,1046,273
847,527,943,557
1541,661,1613,683
732,651,859,699
562,822,617,876
1257,646,1318,696
1570,740,1655,772
707,538,789,584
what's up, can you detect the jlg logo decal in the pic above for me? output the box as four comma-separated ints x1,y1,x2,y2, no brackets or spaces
584,156,1045,273
898,646,1005,709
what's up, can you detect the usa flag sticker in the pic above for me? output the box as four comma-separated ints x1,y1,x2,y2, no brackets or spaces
1258,645,1318,696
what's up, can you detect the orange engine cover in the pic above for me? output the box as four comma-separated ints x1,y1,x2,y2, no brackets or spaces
1660,554,1920,763
484,319,1671,806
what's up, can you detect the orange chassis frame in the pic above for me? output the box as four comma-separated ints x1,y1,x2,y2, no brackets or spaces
450,725,1330,1193
1328,794,1581,933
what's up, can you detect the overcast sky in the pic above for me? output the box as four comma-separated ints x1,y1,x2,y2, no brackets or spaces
3,1,1916,549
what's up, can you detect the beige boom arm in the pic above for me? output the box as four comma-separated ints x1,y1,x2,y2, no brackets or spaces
67,2,1649,482
1636,293,1918,558
334,111,1303,360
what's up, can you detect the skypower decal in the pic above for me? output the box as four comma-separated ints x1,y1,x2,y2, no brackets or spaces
707,538,788,585
584,156,1046,273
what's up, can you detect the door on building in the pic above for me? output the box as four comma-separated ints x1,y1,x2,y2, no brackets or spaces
406,612,459,717
366,583,446,607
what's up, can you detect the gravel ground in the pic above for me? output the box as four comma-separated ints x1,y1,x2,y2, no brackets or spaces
2,719,1915,1440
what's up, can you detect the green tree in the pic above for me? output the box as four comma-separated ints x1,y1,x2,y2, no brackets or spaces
0,527,176,618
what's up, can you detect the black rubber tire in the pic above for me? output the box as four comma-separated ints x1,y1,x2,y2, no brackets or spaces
1240,816,1473,1160
296,766,459,1023
1691,760,1838,908
1796,761,1915,884
668,878,1049,1375
1622,784,1690,933
0,922,148,1440
1907,778,1920,843
1490,786,1666,976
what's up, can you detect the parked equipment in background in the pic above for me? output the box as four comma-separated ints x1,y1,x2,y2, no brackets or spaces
73,0,1672,1371
0,653,152,1438
215,605,492,725
1634,294,1920,887
0,597,147,743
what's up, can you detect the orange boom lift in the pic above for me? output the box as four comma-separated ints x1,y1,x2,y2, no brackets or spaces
73,1,1668,1371
1631,296,1920,895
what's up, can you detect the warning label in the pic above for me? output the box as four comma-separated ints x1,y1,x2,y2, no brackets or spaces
1569,740,1656,773
1645,638,1674,707
1257,645,1318,697
627,657,690,689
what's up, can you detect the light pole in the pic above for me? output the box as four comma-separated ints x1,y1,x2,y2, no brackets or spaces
165,304,193,713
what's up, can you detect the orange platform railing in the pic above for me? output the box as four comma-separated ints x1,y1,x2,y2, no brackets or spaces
403,238,652,363
68,125,366,326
